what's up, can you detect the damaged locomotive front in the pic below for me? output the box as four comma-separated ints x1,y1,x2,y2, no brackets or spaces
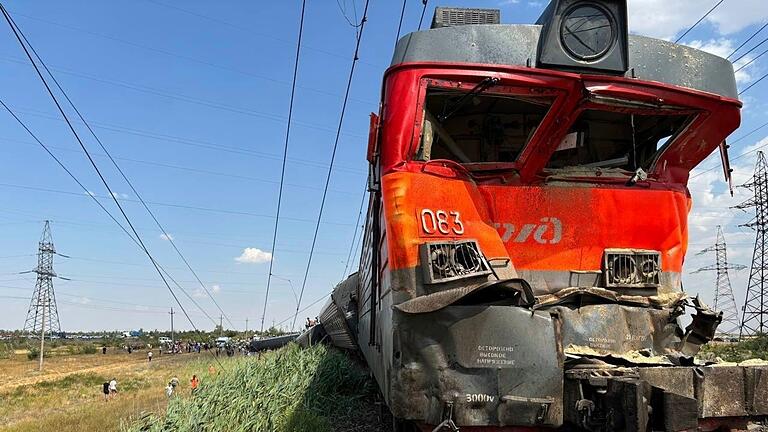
305,2,768,431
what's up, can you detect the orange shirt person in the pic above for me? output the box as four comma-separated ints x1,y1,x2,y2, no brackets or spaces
190,375,199,393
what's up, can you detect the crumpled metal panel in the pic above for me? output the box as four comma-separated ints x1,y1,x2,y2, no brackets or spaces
390,305,564,427
552,303,681,362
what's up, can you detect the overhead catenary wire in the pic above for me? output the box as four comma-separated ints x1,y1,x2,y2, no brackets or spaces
0,5,224,368
734,46,768,72
3,8,236,330
394,0,408,46
341,189,367,280
727,22,768,59
261,0,307,333
0,100,218,329
674,0,725,44
731,35,768,65
417,0,429,31
739,71,768,95
291,0,371,331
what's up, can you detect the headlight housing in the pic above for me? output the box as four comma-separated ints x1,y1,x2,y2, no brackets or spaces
604,249,661,288
420,240,492,284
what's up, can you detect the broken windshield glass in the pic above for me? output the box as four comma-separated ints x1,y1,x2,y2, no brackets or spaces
415,88,554,166
546,110,694,171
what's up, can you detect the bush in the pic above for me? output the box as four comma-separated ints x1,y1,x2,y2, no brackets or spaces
125,344,377,432
27,347,50,360
0,343,13,359
82,344,98,354
699,334,768,362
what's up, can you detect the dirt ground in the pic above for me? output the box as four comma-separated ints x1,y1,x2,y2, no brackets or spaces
0,348,214,431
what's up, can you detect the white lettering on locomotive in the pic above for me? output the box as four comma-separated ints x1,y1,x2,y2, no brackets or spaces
466,393,496,403
494,217,562,244
420,209,464,235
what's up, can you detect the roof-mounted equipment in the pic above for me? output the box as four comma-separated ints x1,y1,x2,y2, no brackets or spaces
536,0,629,75
431,7,500,29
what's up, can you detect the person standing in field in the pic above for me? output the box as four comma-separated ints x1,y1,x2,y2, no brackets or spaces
190,374,199,393
109,378,117,399
102,381,110,402
148,350,153,362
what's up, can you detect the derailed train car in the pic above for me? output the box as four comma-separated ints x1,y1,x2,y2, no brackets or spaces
310,1,768,430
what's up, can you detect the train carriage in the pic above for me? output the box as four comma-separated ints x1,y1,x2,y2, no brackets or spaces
312,1,768,431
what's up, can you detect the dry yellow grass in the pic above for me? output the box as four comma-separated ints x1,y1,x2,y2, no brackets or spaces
0,349,213,431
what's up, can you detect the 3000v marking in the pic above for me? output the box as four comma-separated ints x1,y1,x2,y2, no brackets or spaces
420,209,464,235
466,394,496,403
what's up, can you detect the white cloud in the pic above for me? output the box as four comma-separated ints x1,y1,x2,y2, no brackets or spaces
192,288,207,298
235,247,272,264
211,284,221,294
76,296,91,305
498,0,519,4
628,0,768,40
159,233,174,241
85,190,96,197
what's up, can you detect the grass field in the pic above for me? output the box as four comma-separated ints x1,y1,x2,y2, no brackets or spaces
0,347,219,431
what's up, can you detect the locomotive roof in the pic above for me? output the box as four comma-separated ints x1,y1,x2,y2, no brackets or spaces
391,24,738,100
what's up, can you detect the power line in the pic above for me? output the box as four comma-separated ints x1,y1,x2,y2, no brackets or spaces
261,0,306,333
292,0,371,331
341,188,367,279
394,0,408,45
9,10,235,330
0,102,218,328
674,0,725,44
739,70,768,95
7,9,379,104
0,5,224,368
731,35,768,65
727,22,768,59
7,103,367,174
417,0,429,31
0,181,356,226
734,46,768,72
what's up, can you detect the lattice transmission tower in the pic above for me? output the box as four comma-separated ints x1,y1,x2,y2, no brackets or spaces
734,151,768,338
692,225,745,336
23,220,63,337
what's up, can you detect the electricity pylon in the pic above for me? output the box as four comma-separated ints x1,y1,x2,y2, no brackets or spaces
692,226,745,336
733,151,768,338
22,221,67,370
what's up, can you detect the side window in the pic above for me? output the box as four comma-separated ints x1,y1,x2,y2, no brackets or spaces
546,110,693,170
416,89,554,165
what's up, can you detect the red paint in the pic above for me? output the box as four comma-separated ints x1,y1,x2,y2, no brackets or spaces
372,62,740,276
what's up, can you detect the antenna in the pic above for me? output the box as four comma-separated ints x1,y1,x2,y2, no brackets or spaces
22,220,65,370
692,225,745,336
733,151,768,338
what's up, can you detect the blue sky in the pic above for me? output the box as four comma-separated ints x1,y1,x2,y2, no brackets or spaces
0,0,766,332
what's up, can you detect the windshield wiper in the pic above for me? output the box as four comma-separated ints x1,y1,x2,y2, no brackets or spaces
438,77,500,123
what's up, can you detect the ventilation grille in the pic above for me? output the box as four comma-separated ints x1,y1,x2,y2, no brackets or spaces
604,249,661,288
421,240,492,284
431,7,501,29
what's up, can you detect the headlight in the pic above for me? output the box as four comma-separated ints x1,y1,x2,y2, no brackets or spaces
420,240,492,284
604,249,660,288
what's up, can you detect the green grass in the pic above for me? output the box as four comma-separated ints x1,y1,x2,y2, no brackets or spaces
699,334,768,362
125,344,381,432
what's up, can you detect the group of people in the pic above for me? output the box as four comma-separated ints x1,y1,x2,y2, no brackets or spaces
165,375,200,398
304,316,319,329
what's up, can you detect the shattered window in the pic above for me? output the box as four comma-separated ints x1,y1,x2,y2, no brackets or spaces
546,110,693,170
416,88,553,165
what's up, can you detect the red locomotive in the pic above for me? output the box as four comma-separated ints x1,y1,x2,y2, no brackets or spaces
307,1,768,430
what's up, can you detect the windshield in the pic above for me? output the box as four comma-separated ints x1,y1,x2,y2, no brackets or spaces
415,88,554,166
546,110,693,171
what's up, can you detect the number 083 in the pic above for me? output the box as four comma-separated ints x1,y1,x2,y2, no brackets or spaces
420,209,464,235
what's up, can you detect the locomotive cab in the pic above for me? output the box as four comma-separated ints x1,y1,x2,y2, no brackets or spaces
313,1,768,431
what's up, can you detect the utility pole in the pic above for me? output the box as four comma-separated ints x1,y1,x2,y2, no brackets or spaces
219,315,223,337
245,318,249,340
169,307,174,353
734,151,768,338
23,221,64,372
692,225,745,336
